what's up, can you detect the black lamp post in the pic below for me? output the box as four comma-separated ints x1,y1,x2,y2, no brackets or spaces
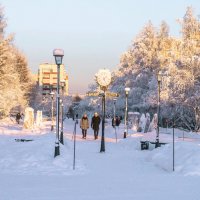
100,88,106,152
42,96,47,113
60,99,64,145
50,91,55,131
113,98,117,142
124,87,130,138
113,98,117,126
98,103,100,114
60,80,65,145
170,102,175,171
155,72,162,148
53,48,64,157
172,112,175,171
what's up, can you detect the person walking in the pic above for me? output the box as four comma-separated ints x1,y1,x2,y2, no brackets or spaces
91,112,101,140
80,113,89,139
16,112,21,124
115,116,121,127
112,117,116,128
112,115,121,129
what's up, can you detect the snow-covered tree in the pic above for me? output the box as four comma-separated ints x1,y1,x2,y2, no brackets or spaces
0,37,26,116
0,4,32,117
0,6,6,40
78,7,200,130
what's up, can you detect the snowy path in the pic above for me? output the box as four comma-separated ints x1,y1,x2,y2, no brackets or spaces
0,119,200,200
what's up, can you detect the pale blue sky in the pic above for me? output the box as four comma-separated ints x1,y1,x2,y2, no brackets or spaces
1,0,200,94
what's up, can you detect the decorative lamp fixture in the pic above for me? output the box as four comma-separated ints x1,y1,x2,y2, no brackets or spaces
53,49,64,65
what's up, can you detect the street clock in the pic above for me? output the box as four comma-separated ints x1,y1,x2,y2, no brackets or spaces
95,69,112,87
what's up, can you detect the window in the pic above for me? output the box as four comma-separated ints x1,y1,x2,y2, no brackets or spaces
43,74,50,78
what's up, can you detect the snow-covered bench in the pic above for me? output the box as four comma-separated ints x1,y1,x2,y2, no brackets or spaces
15,139,33,142
140,141,167,150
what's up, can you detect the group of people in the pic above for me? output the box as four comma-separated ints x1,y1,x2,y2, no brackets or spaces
111,116,121,127
80,112,101,140
80,112,121,140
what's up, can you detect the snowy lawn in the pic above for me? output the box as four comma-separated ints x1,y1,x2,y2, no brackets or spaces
0,118,200,200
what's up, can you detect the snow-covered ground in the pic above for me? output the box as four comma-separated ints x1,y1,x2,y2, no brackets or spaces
0,118,200,200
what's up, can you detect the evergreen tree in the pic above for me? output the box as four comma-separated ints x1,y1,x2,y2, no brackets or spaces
0,6,6,40
79,7,200,130
0,37,26,116
0,4,32,117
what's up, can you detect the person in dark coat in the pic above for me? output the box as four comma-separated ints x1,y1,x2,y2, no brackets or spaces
115,116,121,126
112,117,116,128
80,114,89,139
91,112,101,140
16,112,21,124
112,116,121,128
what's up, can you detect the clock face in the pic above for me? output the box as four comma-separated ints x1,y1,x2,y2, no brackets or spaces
96,69,112,87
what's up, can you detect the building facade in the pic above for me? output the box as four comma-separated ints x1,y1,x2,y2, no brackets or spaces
38,63,69,95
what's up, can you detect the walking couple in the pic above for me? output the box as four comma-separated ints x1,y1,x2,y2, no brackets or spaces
80,112,101,140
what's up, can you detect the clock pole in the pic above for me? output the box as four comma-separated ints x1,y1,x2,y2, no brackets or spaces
100,87,106,152
95,69,112,153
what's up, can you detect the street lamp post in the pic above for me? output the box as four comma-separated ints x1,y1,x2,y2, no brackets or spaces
98,103,101,114
113,98,117,143
124,87,130,138
42,97,47,114
60,99,64,145
53,48,64,157
60,80,65,145
113,98,117,124
50,92,55,131
170,102,175,171
100,89,106,152
155,72,162,148
172,114,175,171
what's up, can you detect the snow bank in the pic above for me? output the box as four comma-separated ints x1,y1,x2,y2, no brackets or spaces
0,133,85,176
147,141,200,176
0,117,53,135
